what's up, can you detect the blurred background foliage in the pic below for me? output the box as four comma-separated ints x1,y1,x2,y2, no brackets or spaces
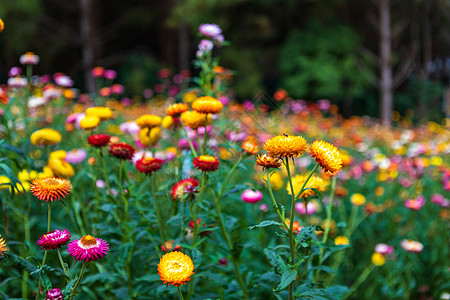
0,0,449,122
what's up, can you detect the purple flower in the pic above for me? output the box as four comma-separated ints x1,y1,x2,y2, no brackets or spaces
65,149,87,164
9,67,22,77
199,23,222,38
96,179,106,189
241,189,263,204
198,39,213,53
104,69,117,80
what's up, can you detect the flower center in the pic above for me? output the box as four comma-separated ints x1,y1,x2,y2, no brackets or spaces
143,157,155,163
80,235,97,246
198,155,215,162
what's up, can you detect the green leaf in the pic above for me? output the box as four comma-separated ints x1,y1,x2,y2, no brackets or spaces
63,279,77,297
264,247,288,274
137,274,160,282
296,289,337,300
274,269,297,292
248,220,282,230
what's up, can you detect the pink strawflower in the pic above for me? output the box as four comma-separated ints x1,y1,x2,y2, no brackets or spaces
241,189,263,204
259,203,268,212
199,24,222,38
54,73,73,87
295,202,317,215
431,194,449,207
198,39,213,52
67,235,109,262
103,69,117,80
405,196,426,211
46,288,64,300
37,229,71,250
65,149,87,164
375,243,394,255
401,239,423,253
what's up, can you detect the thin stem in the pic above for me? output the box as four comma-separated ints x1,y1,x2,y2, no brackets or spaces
285,161,319,300
265,171,289,231
150,175,167,244
180,125,198,157
211,154,249,300
34,251,48,300
177,286,185,300
47,202,51,232
202,114,208,154
57,249,69,279
284,159,296,300
316,176,337,281
69,262,88,300
35,202,52,300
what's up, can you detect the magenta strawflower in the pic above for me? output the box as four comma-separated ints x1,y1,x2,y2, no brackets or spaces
240,189,263,204
46,288,64,300
37,229,71,250
67,235,109,262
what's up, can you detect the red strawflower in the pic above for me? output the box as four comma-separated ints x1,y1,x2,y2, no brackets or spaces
108,143,135,160
170,178,199,201
136,157,163,174
192,155,220,172
88,134,111,148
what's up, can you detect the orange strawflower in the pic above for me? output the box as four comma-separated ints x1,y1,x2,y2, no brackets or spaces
309,140,343,174
0,234,7,255
283,218,302,234
136,114,162,129
166,103,189,117
30,177,72,202
158,251,195,287
255,154,282,171
180,111,209,129
241,137,259,155
192,96,223,114
263,135,307,158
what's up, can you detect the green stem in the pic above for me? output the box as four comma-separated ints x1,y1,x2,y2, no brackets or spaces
47,202,51,232
34,251,48,300
69,262,88,300
150,175,167,244
177,286,185,300
57,249,69,280
315,176,337,281
202,114,209,154
211,154,248,300
265,171,289,231
180,124,198,157
343,265,375,299
35,202,52,300
284,159,296,300
286,161,319,300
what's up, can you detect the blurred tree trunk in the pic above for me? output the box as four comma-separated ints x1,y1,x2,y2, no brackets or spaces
80,0,100,93
178,22,190,71
378,0,393,126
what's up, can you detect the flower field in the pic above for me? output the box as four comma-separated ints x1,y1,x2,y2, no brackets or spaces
0,23,449,300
